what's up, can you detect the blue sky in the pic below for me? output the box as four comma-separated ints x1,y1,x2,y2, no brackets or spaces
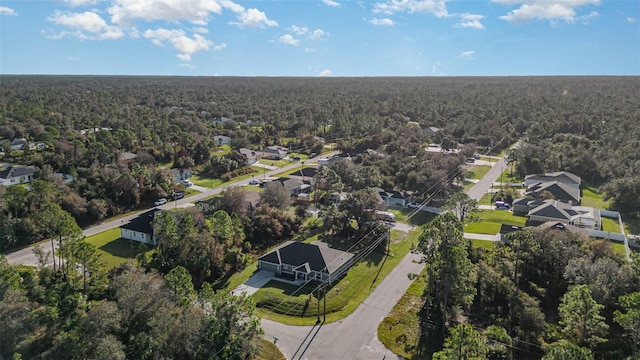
1,0,638,76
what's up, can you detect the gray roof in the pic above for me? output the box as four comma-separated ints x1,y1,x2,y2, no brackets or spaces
525,171,581,185
258,241,354,275
0,165,35,180
539,221,589,236
120,209,161,235
527,200,572,220
527,181,580,203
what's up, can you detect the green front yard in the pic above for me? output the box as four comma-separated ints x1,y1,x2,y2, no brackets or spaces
601,217,621,233
251,229,423,325
388,208,438,226
465,165,491,180
582,185,610,209
465,209,526,235
84,228,151,268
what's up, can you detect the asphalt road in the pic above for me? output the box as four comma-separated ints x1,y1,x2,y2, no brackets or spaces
4,153,337,265
261,252,424,360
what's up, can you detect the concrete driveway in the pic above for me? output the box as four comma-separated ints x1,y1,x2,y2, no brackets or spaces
232,270,306,297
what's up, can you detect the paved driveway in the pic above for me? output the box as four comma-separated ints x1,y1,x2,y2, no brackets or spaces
232,270,306,297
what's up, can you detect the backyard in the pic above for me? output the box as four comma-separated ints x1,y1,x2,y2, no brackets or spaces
465,209,527,235
85,228,151,268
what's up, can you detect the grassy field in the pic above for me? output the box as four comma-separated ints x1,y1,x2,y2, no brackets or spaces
258,158,291,168
499,167,525,183
465,165,491,180
190,174,224,188
388,208,438,226
582,185,610,209
84,228,149,268
465,209,527,235
253,338,285,360
601,217,621,233
472,239,497,249
378,269,427,359
252,229,422,325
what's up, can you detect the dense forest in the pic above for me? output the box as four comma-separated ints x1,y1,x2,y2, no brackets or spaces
1,76,639,359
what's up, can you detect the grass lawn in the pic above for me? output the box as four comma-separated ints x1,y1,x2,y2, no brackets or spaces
465,210,526,235
388,208,438,226
253,338,285,360
190,174,224,188
378,269,427,359
258,158,291,168
465,165,491,180
610,242,627,256
463,181,476,192
601,217,621,233
472,239,497,249
85,228,151,268
582,185,610,209
252,229,423,325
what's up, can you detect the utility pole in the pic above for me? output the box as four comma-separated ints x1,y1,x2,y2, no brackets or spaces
323,283,327,323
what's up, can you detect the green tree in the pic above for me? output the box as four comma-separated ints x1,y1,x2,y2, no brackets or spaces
260,181,291,210
165,266,196,306
485,325,512,360
444,191,478,224
558,284,609,349
419,212,477,333
614,292,640,351
542,340,593,360
433,323,487,360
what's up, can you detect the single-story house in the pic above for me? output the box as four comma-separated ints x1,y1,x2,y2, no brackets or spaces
120,209,162,245
325,191,349,205
257,241,354,283
164,168,193,184
526,200,600,230
213,135,231,146
539,221,590,237
10,138,27,151
526,181,581,205
120,152,138,161
0,165,35,186
259,145,288,160
375,188,413,207
239,148,260,165
524,171,581,189
422,126,442,136
511,198,544,215
274,177,312,196
212,116,232,126
499,224,525,242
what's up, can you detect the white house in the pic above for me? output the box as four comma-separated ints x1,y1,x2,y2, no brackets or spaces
119,209,161,245
213,135,231,146
0,165,35,186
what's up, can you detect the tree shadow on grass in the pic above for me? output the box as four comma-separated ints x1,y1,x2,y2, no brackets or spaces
98,238,140,259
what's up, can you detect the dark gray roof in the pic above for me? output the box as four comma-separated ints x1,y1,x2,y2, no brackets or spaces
120,209,161,235
258,241,354,275
290,167,318,178
525,171,581,185
539,221,589,236
0,165,35,180
527,200,572,220
527,181,580,203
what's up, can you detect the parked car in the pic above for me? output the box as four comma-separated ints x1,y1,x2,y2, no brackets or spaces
495,201,510,209
154,198,167,206
172,192,184,200
408,202,423,209
182,179,193,187
309,152,316,158
249,179,260,185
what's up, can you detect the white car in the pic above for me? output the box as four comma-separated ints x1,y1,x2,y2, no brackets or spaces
408,202,424,209
249,179,260,185
182,179,193,187
154,198,167,206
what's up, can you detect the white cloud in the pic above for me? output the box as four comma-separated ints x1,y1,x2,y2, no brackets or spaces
279,34,299,46
287,25,308,35
370,17,395,26
455,13,485,29
318,69,332,76
304,47,316,53
308,29,327,40
179,63,196,69
61,0,101,6
48,10,124,39
0,6,17,15
230,8,278,28
493,0,601,24
108,0,224,26
458,50,474,60
627,17,636,23
212,43,227,50
66,56,82,61
323,0,340,7
373,0,449,18
144,28,213,61
192,26,209,33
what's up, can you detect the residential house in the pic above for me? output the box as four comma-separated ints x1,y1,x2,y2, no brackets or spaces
375,188,413,207
289,167,318,183
257,241,354,283
499,224,524,242
259,145,288,160
526,181,581,205
10,138,27,151
119,151,138,161
526,200,600,230
164,168,193,184
0,165,35,186
511,198,544,215
325,191,349,205
239,148,260,165
213,135,231,146
54,173,74,185
212,116,231,126
120,209,162,245
274,177,312,196
524,171,581,189
539,221,590,237
422,126,442,136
